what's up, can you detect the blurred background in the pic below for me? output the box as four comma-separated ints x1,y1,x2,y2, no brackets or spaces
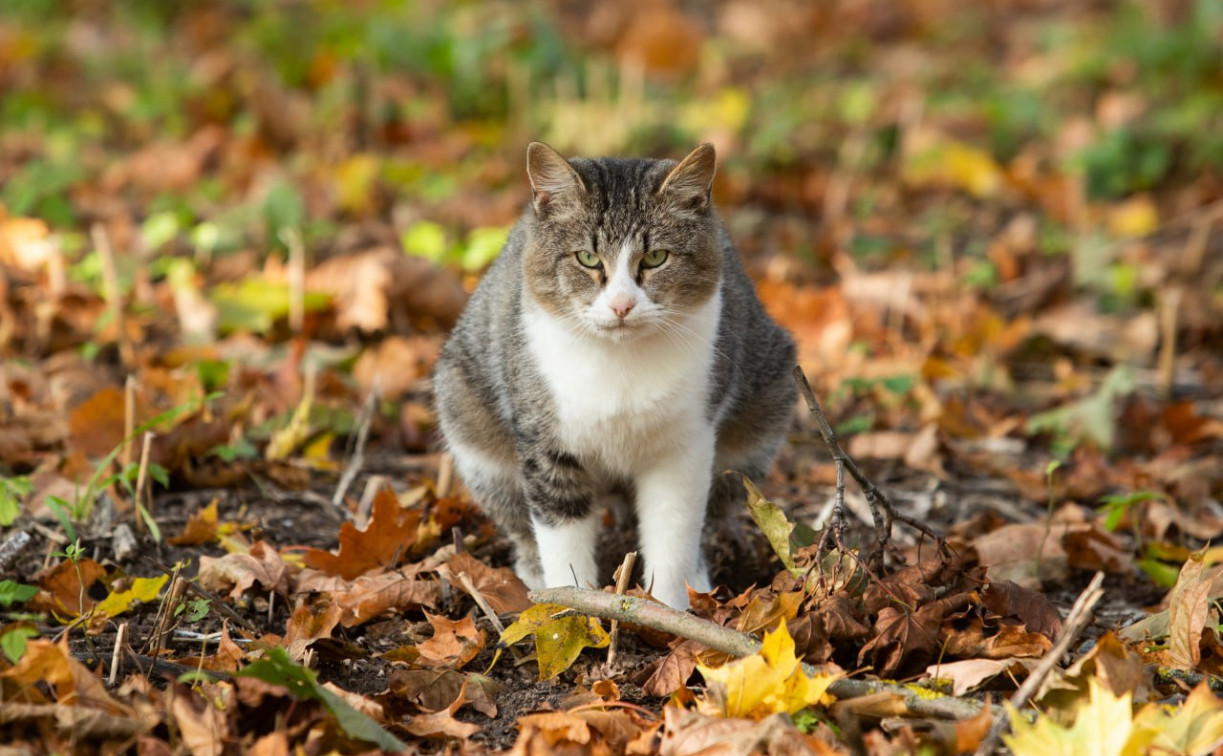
1,0,1221,481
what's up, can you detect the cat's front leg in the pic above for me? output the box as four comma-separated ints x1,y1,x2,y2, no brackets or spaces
635,431,716,610
521,447,601,590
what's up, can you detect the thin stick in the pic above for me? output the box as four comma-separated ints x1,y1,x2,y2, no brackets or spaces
333,386,378,508
972,571,1106,756
108,622,129,686
793,366,941,567
455,570,506,636
123,376,137,470
91,224,134,367
607,551,638,666
133,431,154,533
1157,287,1182,397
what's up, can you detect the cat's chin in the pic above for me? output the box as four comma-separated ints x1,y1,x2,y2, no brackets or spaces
590,320,650,343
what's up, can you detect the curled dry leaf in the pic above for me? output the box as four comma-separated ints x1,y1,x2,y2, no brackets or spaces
198,541,288,600
443,551,531,614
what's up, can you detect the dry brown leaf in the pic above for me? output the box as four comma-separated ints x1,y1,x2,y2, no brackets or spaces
283,601,343,662
443,551,531,614
643,639,703,698
170,683,228,756
302,486,420,579
416,612,487,670
197,541,288,600
927,657,1038,696
332,570,440,626
979,580,1064,640
32,558,108,617
168,499,221,546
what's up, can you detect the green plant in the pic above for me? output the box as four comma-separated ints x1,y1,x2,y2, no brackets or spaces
0,580,38,608
0,476,32,526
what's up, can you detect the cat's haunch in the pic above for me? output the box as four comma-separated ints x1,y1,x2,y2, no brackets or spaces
434,142,796,611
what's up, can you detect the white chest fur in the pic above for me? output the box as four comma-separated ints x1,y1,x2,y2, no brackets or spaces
523,291,722,475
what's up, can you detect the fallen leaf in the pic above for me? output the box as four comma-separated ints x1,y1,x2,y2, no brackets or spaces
197,541,288,599
168,499,220,545
415,612,486,669
1004,678,1132,756
697,621,838,720
443,551,531,614
500,602,610,680
302,486,421,580
93,574,168,621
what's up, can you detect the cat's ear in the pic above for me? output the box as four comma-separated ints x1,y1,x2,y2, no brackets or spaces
526,142,585,214
660,143,716,210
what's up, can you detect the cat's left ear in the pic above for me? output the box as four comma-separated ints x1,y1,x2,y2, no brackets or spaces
660,143,716,211
527,142,585,215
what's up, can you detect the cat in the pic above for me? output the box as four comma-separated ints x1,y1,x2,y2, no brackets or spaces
433,142,796,610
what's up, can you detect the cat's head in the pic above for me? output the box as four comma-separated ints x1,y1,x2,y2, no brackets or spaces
521,142,723,343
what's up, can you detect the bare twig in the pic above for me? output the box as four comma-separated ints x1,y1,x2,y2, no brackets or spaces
973,571,1106,756
92,224,135,367
793,366,941,569
123,375,137,470
108,623,129,686
455,570,506,637
133,431,154,534
607,551,638,666
333,386,378,509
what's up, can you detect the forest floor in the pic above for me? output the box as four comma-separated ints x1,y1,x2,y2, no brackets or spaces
2,2,1223,754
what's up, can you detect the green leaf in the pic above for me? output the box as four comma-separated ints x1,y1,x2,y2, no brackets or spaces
44,496,78,542
1,627,39,664
148,463,170,489
237,647,408,752
0,580,39,607
401,220,449,264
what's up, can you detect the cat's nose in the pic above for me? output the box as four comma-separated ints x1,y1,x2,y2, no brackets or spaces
609,297,635,319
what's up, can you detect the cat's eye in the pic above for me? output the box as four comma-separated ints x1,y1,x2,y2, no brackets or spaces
575,250,602,268
641,249,669,269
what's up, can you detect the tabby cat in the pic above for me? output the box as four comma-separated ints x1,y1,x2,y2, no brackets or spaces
434,142,795,610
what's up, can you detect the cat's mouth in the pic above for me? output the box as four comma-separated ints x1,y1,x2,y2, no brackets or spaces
592,319,648,339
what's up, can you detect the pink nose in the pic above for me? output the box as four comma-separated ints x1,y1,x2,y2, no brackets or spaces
609,298,635,319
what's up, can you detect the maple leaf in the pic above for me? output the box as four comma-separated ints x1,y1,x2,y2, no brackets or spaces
499,602,610,680
1004,678,1133,756
302,486,420,580
415,612,486,669
1128,683,1223,756
697,621,839,720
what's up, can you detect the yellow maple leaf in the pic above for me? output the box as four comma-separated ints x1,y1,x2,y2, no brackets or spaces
696,621,838,720
1125,683,1223,756
1004,678,1133,756
499,603,609,680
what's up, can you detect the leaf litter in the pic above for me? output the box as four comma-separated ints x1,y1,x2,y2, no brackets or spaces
2,0,1223,753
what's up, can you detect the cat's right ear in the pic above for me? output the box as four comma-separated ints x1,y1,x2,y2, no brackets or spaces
526,142,585,215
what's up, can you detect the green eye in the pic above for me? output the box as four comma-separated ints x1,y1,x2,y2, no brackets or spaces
641,249,669,268
575,250,602,268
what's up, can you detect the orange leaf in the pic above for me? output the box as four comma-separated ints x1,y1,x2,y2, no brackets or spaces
302,487,420,579
168,499,220,545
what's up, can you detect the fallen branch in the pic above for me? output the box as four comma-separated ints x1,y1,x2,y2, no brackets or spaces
530,586,1000,721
